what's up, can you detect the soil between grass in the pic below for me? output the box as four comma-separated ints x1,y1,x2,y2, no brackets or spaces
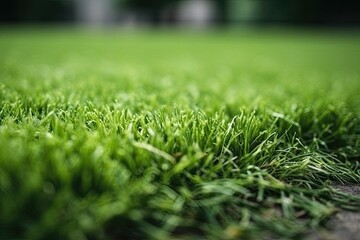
308,183,360,240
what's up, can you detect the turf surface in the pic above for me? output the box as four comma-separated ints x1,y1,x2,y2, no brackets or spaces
0,28,360,239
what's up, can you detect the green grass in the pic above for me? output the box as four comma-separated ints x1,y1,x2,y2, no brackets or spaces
0,28,360,239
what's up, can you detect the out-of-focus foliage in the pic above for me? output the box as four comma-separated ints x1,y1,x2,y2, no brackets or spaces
1,0,359,25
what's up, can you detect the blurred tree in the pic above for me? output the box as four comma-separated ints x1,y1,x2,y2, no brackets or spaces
257,0,360,25
0,0,74,22
0,0,359,25
216,0,229,24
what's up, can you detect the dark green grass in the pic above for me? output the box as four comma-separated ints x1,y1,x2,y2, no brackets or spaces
0,28,360,239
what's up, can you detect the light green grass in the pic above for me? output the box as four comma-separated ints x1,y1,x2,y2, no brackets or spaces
0,28,360,239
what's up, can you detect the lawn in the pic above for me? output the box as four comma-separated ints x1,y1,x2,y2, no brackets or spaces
0,28,360,239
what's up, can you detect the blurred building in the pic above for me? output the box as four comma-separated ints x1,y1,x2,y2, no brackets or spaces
175,0,216,27
74,0,116,26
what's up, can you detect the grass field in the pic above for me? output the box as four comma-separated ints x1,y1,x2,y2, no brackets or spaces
0,28,360,239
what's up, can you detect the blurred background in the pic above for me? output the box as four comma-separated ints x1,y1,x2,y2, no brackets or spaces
1,0,359,28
